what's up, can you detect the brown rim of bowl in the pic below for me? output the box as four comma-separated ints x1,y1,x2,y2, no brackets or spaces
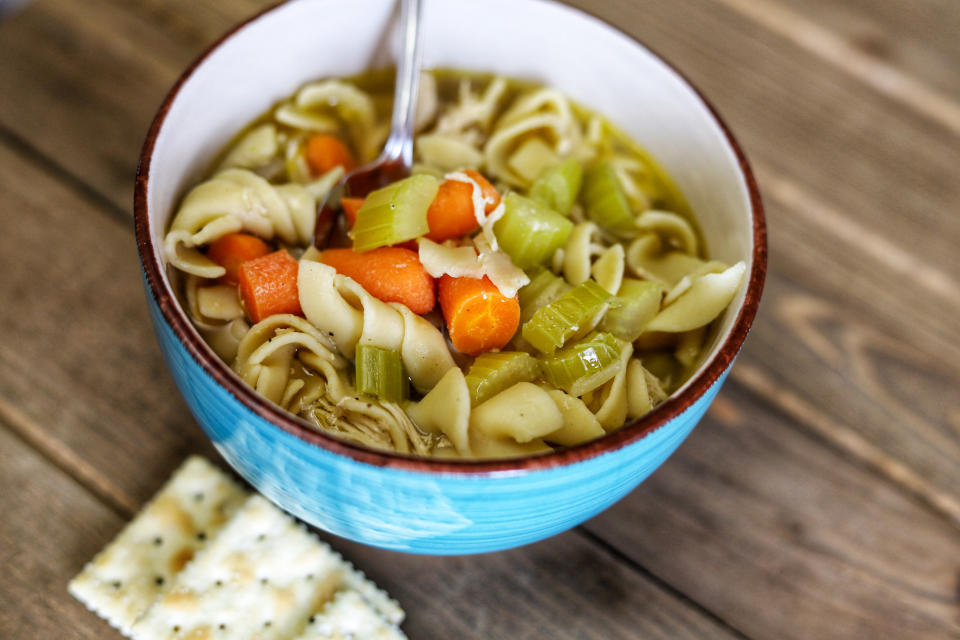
134,0,766,475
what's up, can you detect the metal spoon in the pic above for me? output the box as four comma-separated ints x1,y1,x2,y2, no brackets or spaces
314,0,424,248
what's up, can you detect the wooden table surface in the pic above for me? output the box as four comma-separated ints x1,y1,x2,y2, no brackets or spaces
2,0,959,638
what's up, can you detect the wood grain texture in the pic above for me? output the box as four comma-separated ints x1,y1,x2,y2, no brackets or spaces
0,125,740,640
0,132,220,506
585,380,960,639
769,0,960,102
331,533,743,639
1,0,959,638
0,0,271,211
0,426,126,639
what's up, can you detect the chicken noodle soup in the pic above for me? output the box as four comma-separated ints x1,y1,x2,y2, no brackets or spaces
164,70,745,458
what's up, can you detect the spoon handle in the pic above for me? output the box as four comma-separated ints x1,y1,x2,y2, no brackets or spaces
381,0,423,168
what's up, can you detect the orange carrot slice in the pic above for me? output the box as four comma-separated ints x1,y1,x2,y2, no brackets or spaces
205,232,272,285
340,197,365,229
305,134,356,176
425,179,479,242
238,250,302,322
438,275,520,356
320,247,436,314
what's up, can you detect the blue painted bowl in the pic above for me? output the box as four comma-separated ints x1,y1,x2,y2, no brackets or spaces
134,0,765,554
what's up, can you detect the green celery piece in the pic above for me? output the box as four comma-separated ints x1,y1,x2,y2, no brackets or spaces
522,280,611,354
540,332,623,396
602,278,664,341
529,157,583,215
518,268,572,323
352,174,439,252
494,192,574,270
581,162,636,235
355,344,408,402
465,351,542,406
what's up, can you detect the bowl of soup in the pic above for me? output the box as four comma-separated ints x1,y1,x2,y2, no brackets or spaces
135,0,765,554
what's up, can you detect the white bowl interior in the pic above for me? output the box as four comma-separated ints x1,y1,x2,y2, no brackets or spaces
148,0,754,394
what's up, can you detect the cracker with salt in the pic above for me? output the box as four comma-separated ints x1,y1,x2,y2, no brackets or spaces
293,590,408,640
68,456,247,636
130,495,402,640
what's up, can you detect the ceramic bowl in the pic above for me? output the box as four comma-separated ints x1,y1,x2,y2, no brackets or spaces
135,0,765,554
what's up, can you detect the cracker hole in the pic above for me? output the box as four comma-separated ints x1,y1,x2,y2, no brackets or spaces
173,626,180,633
218,624,226,630
193,492,204,502
155,576,164,586
153,537,163,546
112,581,121,589
197,531,207,541
257,534,266,542
215,580,223,587
308,616,316,624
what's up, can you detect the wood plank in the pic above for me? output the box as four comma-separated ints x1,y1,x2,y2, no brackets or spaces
0,424,128,639
585,380,960,639
708,0,960,137
0,125,220,505
0,118,743,640
0,0,271,212
331,532,743,639
766,0,960,103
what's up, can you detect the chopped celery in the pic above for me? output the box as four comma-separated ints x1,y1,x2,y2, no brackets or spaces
601,278,664,341
508,137,559,183
539,332,623,396
581,162,636,235
352,174,439,252
529,157,583,215
355,344,408,402
465,351,542,406
522,280,611,354
518,268,572,323
494,193,574,270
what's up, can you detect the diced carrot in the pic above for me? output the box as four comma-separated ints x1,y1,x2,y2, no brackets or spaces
305,134,356,176
425,171,501,242
205,232,272,285
320,247,436,314
425,180,479,242
238,250,302,323
437,275,520,356
463,169,501,213
340,197,365,229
